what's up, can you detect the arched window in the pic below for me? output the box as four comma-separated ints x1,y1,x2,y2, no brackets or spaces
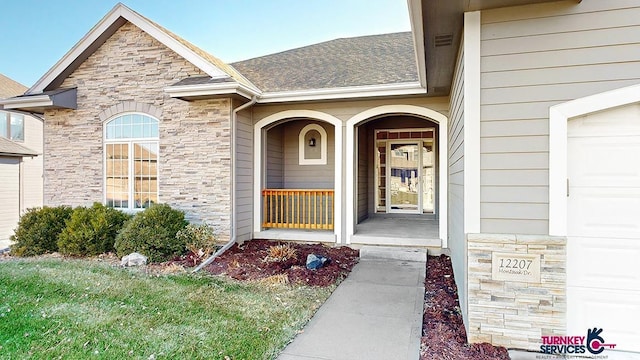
299,123,327,165
104,113,159,210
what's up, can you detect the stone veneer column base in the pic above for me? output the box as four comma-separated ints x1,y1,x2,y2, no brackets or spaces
466,233,566,350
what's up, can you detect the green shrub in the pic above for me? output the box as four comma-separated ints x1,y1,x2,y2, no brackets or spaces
114,204,188,263
176,223,218,260
10,206,73,256
57,203,131,256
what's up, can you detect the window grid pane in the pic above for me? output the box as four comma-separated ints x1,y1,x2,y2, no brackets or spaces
133,142,158,209
11,114,24,141
0,112,7,138
106,143,129,208
105,114,158,140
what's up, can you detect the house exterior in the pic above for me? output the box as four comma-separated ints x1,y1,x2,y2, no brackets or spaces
0,74,43,249
2,0,639,354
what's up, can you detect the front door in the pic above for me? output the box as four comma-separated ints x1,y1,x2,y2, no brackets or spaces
388,142,420,213
375,129,435,214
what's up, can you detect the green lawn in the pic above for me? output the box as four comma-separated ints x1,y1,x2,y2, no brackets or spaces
0,258,333,359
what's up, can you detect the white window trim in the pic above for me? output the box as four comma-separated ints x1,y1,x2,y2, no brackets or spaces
103,112,160,212
298,123,328,165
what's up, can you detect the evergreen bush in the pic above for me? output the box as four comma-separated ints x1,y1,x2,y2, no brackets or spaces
10,206,73,256
57,203,131,256
114,204,188,262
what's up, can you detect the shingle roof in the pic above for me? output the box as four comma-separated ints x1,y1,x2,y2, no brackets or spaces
0,136,38,157
231,32,418,92
0,74,27,98
138,13,258,90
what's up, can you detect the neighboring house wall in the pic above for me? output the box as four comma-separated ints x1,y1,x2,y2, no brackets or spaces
448,41,466,324
235,106,253,242
43,22,233,238
479,0,640,234
20,114,43,211
0,157,20,242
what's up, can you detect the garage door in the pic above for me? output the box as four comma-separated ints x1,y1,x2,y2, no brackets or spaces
567,103,640,353
0,157,20,244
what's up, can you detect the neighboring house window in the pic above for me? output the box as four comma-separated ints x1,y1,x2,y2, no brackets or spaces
104,113,159,210
298,123,327,165
0,111,24,141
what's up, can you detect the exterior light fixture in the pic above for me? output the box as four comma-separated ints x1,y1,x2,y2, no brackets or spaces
309,138,316,147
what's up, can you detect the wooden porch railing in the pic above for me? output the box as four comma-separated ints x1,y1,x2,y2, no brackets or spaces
262,189,334,230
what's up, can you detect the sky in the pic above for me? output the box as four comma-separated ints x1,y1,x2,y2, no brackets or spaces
0,0,411,88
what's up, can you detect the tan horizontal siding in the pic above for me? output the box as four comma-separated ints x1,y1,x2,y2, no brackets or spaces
481,119,548,137
482,44,640,72
481,0,640,24
481,202,548,219
481,170,548,186
481,186,548,203
481,153,548,170
481,219,549,234
482,62,640,89
479,0,640,234
234,108,253,241
482,4,640,38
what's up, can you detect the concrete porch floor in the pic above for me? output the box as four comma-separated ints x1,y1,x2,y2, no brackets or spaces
255,214,440,247
351,213,440,247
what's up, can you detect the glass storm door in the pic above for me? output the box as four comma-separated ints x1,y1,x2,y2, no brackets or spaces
388,142,420,213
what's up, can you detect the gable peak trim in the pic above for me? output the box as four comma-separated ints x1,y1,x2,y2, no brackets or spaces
28,3,230,95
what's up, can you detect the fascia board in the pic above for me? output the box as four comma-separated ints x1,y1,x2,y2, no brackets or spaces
257,82,426,103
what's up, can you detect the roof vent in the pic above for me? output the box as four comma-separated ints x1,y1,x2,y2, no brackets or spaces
434,34,453,47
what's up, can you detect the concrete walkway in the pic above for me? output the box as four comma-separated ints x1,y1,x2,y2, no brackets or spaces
277,246,426,360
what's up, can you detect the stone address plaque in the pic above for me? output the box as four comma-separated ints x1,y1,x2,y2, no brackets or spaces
491,252,541,283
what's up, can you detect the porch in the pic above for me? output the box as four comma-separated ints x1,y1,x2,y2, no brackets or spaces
351,213,440,247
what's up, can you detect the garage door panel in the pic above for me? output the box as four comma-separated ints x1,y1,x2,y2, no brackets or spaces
568,103,640,354
568,137,640,188
568,188,640,238
568,103,640,137
567,287,640,353
567,237,640,290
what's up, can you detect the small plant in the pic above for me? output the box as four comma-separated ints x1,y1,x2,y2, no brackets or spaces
264,244,297,262
114,204,188,263
57,203,131,256
176,223,218,261
10,206,73,256
260,274,290,285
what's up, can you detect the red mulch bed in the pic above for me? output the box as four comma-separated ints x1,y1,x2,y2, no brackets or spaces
421,255,511,360
199,240,359,287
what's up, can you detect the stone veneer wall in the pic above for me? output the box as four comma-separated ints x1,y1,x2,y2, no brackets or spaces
466,233,566,350
43,22,232,239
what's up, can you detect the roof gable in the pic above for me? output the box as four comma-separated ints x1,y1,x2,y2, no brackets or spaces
28,3,251,94
0,74,27,98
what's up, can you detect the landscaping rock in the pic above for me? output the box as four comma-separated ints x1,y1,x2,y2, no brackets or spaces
121,252,147,267
306,254,329,270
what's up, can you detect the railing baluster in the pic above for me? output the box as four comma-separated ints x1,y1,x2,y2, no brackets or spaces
261,189,334,230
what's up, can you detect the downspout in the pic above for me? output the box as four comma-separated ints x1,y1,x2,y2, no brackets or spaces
194,95,257,272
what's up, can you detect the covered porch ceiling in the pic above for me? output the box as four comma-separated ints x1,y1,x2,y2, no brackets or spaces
408,0,582,97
